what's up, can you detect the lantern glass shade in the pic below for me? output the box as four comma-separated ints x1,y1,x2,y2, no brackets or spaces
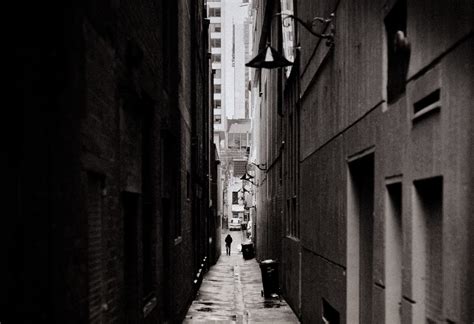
245,44,293,69
240,172,254,180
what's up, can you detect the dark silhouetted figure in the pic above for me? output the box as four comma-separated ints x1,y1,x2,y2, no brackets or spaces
225,234,233,255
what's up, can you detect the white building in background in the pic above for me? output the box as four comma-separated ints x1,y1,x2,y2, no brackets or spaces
222,0,251,120
208,0,252,153
208,0,254,229
207,0,225,151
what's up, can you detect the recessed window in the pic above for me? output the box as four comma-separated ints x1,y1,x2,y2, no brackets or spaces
232,191,238,204
214,99,221,109
214,115,222,124
212,54,221,63
211,38,221,47
214,84,221,93
209,8,221,17
210,23,221,33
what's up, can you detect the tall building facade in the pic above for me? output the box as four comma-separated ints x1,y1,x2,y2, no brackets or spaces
208,0,226,151
3,1,216,323
210,0,254,227
249,0,473,323
222,0,251,120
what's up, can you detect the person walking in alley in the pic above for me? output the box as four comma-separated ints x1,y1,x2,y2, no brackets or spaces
225,234,233,255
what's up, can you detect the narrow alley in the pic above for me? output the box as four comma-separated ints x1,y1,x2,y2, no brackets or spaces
184,229,299,323
3,0,473,323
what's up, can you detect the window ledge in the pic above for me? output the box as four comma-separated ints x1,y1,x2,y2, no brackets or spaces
284,235,300,243
413,103,440,122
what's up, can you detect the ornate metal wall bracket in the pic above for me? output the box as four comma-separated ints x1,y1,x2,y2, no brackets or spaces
275,12,335,46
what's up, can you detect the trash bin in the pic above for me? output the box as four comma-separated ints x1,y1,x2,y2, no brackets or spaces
259,259,279,297
241,241,254,260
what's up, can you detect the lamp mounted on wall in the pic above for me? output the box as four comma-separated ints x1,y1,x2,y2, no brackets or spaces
241,174,258,187
239,187,250,194
240,172,254,181
245,12,335,69
245,43,293,69
250,162,267,171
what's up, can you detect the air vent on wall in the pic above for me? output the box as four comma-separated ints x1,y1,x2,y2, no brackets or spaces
413,89,441,121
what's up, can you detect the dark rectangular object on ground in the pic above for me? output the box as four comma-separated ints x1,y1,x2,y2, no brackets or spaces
242,242,254,259
259,260,279,297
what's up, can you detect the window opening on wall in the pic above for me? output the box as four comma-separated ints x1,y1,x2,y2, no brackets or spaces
211,38,221,47
209,8,221,17
214,115,222,124
384,0,409,103
232,191,239,204
212,53,221,63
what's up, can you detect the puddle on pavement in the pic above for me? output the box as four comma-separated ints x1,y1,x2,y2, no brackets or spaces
263,300,282,308
199,302,214,306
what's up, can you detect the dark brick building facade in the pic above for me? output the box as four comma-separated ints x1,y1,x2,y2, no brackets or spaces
3,0,217,323
250,0,473,323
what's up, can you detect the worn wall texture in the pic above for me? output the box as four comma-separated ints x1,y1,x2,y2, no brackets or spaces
3,0,214,323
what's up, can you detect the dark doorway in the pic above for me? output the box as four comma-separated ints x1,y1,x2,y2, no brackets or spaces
347,153,374,324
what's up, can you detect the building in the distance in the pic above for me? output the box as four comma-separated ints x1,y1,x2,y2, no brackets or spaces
207,0,226,151
212,0,254,229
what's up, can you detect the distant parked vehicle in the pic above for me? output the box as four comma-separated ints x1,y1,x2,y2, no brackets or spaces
229,218,241,231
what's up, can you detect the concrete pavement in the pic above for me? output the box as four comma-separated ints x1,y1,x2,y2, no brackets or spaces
184,230,300,323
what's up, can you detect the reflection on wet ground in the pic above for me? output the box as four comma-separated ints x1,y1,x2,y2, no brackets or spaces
184,230,300,323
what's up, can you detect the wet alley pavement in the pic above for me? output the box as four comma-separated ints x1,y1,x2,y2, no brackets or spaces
184,229,300,323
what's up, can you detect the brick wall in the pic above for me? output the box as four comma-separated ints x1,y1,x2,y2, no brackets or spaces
4,0,213,323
